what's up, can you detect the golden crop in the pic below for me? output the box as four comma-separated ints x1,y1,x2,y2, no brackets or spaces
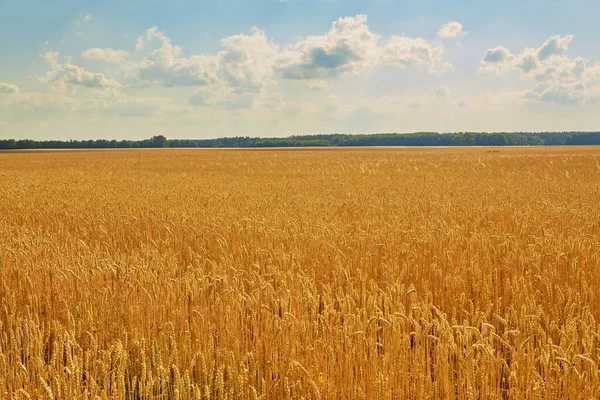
1,147,600,399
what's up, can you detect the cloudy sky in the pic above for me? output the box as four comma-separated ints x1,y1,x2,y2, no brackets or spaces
1,0,599,140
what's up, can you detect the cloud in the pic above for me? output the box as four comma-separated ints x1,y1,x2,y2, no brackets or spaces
523,82,587,105
478,46,515,74
217,27,279,93
0,82,20,94
133,25,278,93
77,17,452,93
275,15,380,80
382,36,453,75
16,14,460,127
483,46,513,63
479,34,600,105
132,27,219,87
135,36,146,52
538,35,574,61
39,52,122,90
131,26,282,110
82,48,130,63
276,14,452,80
437,21,467,39
478,35,575,75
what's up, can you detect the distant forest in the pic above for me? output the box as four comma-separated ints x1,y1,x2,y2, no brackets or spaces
1,132,600,149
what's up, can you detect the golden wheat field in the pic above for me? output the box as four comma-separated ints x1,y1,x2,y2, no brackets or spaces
1,147,600,399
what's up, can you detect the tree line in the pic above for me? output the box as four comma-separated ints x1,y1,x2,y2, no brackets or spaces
1,132,600,150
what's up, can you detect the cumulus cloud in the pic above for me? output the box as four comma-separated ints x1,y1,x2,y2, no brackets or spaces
382,36,453,75
437,21,467,39
217,27,279,93
39,51,122,91
0,82,20,94
82,48,130,63
523,82,587,105
478,34,600,105
275,15,380,80
537,35,574,61
133,27,219,87
275,15,452,80
483,46,513,63
133,25,278,94
24,15,456,120
135,36,147,52
76,16,452,95
478,46,515,74
47,64,121,89
128,25,283,110
478,35,575,75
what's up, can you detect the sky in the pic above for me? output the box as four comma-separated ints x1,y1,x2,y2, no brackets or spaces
1,0,599,140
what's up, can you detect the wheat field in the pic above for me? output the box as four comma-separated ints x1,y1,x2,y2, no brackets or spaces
1,147,600,399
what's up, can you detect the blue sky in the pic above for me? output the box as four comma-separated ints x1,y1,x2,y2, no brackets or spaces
1,0,599,140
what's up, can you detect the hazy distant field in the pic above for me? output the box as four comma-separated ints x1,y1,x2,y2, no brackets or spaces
1,147,600,399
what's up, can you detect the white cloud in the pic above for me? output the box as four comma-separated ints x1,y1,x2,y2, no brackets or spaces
0,82,20,94
133,27,219,87
133,26,280,108
217,27,279,93
478,46,515,74
382,36,453,75
275,15,381,80
437,21,467,39
76,17,452,96
478,35,575,76
478,34,600,105
82,48,130,63
6,14,462,135
135,35,146,52
523,82,587,105
39,51,122,91
538,35,574,61
483,46,513,63
276,15,453,80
